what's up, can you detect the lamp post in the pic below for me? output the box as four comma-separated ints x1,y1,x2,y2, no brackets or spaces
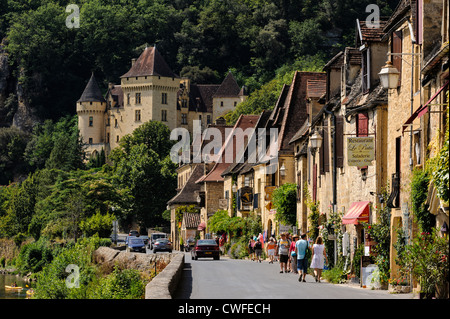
310,129,323,154
378,61,400,90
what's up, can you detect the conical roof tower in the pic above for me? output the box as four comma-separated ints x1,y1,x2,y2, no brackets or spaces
78,73,106,103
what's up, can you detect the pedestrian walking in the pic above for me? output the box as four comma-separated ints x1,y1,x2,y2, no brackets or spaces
248,238,255,261
310,236,328,282
289,234,299,273
295,233,309,282
254,238,262,262
277,233,290,273
266,237,276,264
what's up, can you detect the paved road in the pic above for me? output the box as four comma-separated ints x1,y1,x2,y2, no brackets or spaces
174,252,417,299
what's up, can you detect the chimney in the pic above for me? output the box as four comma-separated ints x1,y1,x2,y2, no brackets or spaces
108,82,115,90
131,58,136,66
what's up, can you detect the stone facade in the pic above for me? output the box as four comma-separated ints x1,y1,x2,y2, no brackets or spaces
77,47,247,159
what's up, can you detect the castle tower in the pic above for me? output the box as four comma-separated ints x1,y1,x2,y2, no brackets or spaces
108,46,179,149
76,73,107,158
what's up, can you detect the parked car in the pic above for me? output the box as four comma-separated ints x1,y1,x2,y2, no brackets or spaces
191,239,220,260
127,236,146,253
149,233,167,249
140,235,149,246
128,230,140,237
152,238,172,253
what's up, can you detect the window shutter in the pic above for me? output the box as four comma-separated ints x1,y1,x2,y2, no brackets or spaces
323,122,330,173
392,31,402,86
357,113,369,137
313,164,317,202
335,116,344,168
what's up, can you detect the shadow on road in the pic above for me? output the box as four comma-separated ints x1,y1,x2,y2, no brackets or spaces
173,259,193,299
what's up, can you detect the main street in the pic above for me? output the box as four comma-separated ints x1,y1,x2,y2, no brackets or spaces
174,252,416,299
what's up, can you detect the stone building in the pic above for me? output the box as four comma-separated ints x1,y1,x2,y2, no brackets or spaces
77,46,247,159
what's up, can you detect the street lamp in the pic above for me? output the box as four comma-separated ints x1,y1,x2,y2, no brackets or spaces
309,129,323,154
378,61,400,89
232,183,237,193
279,163,286,177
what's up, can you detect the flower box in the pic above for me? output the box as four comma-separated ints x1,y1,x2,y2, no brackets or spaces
388,284,411,294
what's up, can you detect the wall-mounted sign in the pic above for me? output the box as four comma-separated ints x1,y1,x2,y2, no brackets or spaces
240,186,253,210
264,186,277,201
347,137,375,166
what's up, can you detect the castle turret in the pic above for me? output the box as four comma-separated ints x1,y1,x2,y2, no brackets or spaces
76,73,107,157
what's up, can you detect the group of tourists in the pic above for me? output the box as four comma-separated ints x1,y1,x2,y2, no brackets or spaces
248,232,328,283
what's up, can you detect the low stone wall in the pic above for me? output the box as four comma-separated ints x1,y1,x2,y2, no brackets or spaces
93,247,184,299
145,253,184,299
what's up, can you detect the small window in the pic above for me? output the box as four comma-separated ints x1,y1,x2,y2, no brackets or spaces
220,101,224,107
234,101,237,106
127,93,131,105
207,115,211,125
161,110,167,122
182,99,187,108
135,93,141,104
162,93,168,104
89,116,93,127
181,113,187,124
116,135,120,142
135,110,141,122
115,119,118,128
106,133,110,143
88,138,93,144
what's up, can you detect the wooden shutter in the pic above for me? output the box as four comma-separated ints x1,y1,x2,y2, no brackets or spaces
357,113,369,169
392,31,402,86
313,164,317,202
416,0,423,45
357,112,369,137
335,116,344,168
323,122,330,173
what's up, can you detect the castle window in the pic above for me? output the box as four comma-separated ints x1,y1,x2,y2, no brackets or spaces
161,110,167,122
207,115,211,125
89,138,93,144
115,119,118,128
106,133,110,143
220,101,224,107
181,113,187,125
135,110,141,122
89,116,93,127
234,101,237,106
116,135,120,142
127,93,131,105
135,93,141,104
162,93,168,104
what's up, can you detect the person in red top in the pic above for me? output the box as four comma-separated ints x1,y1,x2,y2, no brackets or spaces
289,234,299,273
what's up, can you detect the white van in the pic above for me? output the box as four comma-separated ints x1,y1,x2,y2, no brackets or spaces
149,233,167,249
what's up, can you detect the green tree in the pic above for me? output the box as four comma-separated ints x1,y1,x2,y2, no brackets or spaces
271,183,297,226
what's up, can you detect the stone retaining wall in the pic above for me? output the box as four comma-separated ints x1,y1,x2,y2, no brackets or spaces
93,247,184,299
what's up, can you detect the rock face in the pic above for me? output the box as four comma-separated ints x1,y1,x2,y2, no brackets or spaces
0,38,38,131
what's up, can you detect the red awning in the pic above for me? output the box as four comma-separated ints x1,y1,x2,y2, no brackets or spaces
342,201,371,225
197,222,206,231
402,81,449,134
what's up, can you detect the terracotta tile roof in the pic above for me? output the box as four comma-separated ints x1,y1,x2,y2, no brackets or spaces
213,72,241,97
121,46,177,78
198,114,259,183
358,19,389,42
78,73,106,103
307,79,327,98
167,164,204,205
345,47,362,65
182,212,200,229
270,71,326,153
323,51,344,70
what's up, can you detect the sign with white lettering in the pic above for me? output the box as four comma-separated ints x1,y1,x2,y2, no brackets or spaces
347,137,375,166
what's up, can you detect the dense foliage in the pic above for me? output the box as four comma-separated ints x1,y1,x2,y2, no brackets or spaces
271,182,297,226
0,0,397,122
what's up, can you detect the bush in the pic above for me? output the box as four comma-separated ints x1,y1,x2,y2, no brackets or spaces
323,266,346,284
95,266,145,299
16,238,54,275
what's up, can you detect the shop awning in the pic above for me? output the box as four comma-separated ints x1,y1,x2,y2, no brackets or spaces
402,81,449,134
342,201,371,225
197,222,206,231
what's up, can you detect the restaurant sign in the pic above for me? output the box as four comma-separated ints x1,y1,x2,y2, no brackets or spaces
347,137,375,167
